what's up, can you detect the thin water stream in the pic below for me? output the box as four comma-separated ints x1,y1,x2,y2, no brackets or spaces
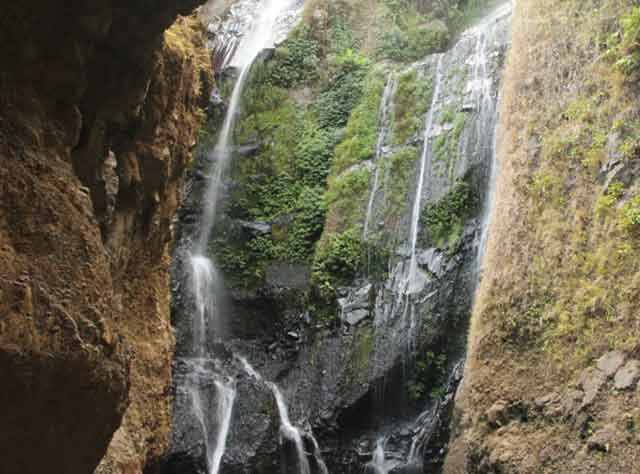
183,1,302,473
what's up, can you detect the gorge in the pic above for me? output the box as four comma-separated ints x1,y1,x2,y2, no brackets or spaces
2,0,640,473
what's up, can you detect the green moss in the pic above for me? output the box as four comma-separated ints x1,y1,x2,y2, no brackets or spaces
393,69,433,145
618,193,640,231
263,25,320,88
432,110,467,179
315,49,371,129
325,166,372,229
383,146,418,229
608,6,640,76
408,350,447,401
420,179,476,253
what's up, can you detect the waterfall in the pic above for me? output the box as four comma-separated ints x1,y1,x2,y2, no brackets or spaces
363,75,397,241
405,57,444,295
237,355,328,474
367,438,389,474
399,4,512,468
182,1,302,473
269,383,312,474
189,256,218,357
210,380,237,474
196,0,298,254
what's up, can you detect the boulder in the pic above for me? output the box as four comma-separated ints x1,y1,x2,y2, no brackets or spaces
614,360,640,390
597,350,626,377
578,367,606,407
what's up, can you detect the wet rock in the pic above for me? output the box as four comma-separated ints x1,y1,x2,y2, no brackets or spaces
237,219,271,234
614,360,640,390
597,350,626,377
338,284,373,325
417,248,445,277
265,262,310,289
236,141,260,157
344,309,369,326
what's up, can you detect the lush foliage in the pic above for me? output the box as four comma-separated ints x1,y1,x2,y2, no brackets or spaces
376,0,450,62
315,48,371,129
408,350,448,401
332,70,386,173
607,7,640,76
393,69,432,144
420,179,476,253
267,25,321,87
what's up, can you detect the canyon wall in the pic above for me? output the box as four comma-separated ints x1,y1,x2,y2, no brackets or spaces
0,1,211,473
445,0,640,472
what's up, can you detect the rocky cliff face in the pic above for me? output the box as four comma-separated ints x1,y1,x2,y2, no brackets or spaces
166,2,511,473
0,2,211,473
444,0,640,472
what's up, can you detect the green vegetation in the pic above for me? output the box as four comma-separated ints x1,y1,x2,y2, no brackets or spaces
266,25,320,87
408,350,447,401
433,109,466,179
420,179,476,253
312,227,365,292
332,70,386,173
607,6,640,77
205,0,503,295
479,0,640,374
376,5,449,63
393,69,432,144
382,146,418,231
315,48,371,128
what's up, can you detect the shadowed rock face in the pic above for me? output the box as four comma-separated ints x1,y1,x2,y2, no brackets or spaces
0,1,211,473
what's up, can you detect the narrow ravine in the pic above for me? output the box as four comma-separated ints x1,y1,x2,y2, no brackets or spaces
167,2,512,473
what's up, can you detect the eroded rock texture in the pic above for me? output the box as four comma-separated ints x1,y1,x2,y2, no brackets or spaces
0,2,211,473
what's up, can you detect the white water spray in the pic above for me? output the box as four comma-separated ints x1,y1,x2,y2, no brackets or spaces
269,383,312,474
405,57,444,295
210,380,237,474
186,2,301,474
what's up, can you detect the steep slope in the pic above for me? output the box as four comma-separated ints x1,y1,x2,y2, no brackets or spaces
445,0,640,472
0,2,211,473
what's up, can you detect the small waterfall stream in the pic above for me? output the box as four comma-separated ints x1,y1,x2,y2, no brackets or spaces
179,1,303,473
364,3,512,471
405,56,444,296
364,75,397,241
238,355,328,474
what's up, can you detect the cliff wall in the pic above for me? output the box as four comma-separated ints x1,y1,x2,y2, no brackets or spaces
445,0,640,472
0,2,211,473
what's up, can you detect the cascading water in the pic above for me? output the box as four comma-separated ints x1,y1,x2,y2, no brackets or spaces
236,355,327,474
367,438,391,474
270,383,312,474
179,1,303,473
405,57,444,296
357,4,512,472
210,380,237,474
363,75,397,241
170,2,511,473
400,4,512,469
